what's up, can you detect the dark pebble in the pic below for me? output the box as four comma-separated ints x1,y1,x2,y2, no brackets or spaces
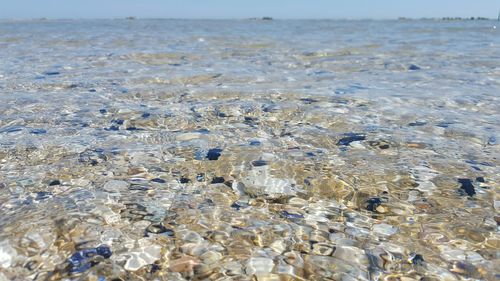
126,127,142,131
337,133,366,146
251,160,268,167
379,144,390,149
88,89,97,93
206,148,222,160
196,173,205,182
365,197,382,212
249,140,261,146
231,202,242,210
409,121,427,126
211,177,225,184
145,223,174,236
30,128,47,135
34,191,53,201
300,98,318,104
68,245,112,273
49,180,61,186
458,178,476,196
281,211,304,219
112,119,124,125
99,109,107,114
179,177,190,184
129,185,149,191
141,113,151,118
408,64,421,71
411,254,424,265
105,125,120,131
150,178,166,183
44,71,60,76
217,112,228,117
475,176,485,183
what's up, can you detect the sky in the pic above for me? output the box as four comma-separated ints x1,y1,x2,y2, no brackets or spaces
0,0,499,19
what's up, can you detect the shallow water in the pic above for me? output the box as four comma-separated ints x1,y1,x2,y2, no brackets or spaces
0,19,499,280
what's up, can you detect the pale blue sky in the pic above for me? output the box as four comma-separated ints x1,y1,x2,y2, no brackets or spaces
1,0,499,19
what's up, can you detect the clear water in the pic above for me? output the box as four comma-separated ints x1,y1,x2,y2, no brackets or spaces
0,19,499,280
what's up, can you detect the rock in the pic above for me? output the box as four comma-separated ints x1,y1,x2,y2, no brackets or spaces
409,253,424,265
169,256,200,274
30,128,47,135
337,133,366,146
242,167,300,199
68,245,112,273
0,240,16,268
408,64,421,70
150,178,166,183
200,251,222,265
365,198,382,212
48,180,61,186
211,177,225,184
103,180,129,193
206,148,222,160
252,160,268,167
245,257,274,275
458,178,475,196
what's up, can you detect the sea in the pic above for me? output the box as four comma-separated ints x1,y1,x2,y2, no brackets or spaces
0,19,499,280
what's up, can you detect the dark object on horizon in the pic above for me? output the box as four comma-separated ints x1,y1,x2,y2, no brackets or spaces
248,17,273,21
126,16,136,20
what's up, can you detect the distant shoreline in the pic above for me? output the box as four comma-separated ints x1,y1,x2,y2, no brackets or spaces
0,17,497,21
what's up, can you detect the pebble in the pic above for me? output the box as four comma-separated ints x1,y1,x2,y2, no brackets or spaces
337,133,366,146
48,180,61,186
169,256,200,274
68,245,112,273
365,197,382,212
206,148,223,160
0,240,16,268
29,128,47,135
150,178,166,183
103,180,129,193
245,257,275,275
458,178,476,196
408,64,421,70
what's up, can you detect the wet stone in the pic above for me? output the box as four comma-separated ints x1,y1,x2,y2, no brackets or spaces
409,120,427,126
206,148,223,160
252,160,268,167
179,177,191,184
337,133,366,146
99,109,107,114
68,245,112,273
34,191,53,201
211,177,225,184
365,197,383,212
281,211,304,219
196,173,205,182
249,140,261,146
410,254,424,265
29,128,47,135
145,223,175,237
458,178,476,196
111,119,124,125
44,71,60,75
408,64,421,70
48,180,61,186
141,112,151,118
150,178,166,183
475,176,485,183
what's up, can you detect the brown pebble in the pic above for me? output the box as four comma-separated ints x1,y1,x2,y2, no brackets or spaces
169,256,200,274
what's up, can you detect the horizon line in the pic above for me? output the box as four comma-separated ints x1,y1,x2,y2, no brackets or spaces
0,16,496,21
